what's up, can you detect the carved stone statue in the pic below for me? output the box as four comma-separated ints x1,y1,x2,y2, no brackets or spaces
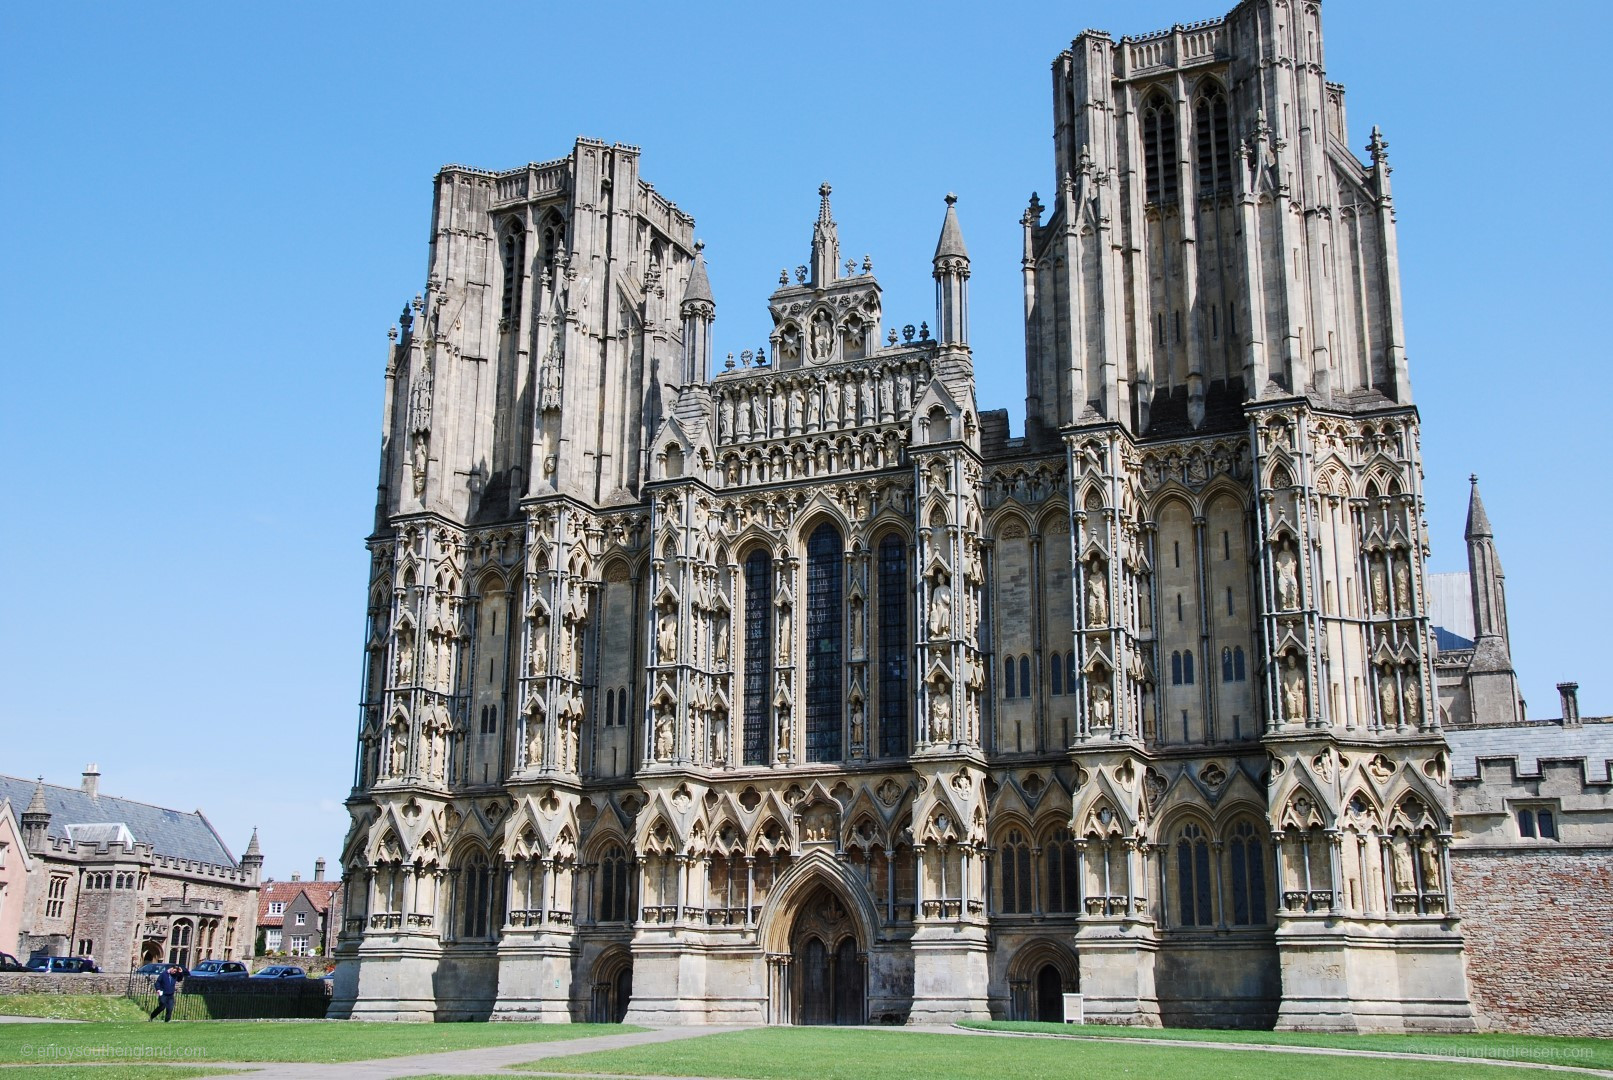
1370,557,1389,615
654,707,675,761
1281,655,1306,720
525,718,543,770
1393,555,1412,613
810,309,834,362
410,435,428,497
777,603,792,655
929,691,952,743
1418,836,1442,891
390,725,408,774
711,712,728,764
826,379,841,425
1090,683,1113,728
657,613,678,664
806,383,821,429
1275,547,1300,609
1379,672,1399,725
1391,837,1415,894
849,701,865,748
529,620,548,676
714,617,730,665
396,636,415,682
787,386,804,430
1085,566,1109,625
776,703,791,759
1403,678,1421,725
928,583,952,638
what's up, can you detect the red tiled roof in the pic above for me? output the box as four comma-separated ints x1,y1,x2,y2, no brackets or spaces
257,879,342,923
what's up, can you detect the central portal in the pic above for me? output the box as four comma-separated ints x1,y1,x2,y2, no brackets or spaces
791,884,864,1025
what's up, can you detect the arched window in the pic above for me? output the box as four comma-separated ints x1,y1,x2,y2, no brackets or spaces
1175,823,1213,927
1000,830,1033,914
1234,646,1246,682
1019,656,1032,699
500,221,526,322
805,523,844,762
1142,91,1179,205
1228,820,1268,925
1222,647,1234,683
1171,651,1183,685
618,687,629,728
458,850,499,939
1183,650,1195,685
1004,655,1016,699
742,549,772,765
1044,828,1081,914
168,921,193,968
1050,652,1064,696
877,533,909,757
598,844,630,923
604,692,615,728
1194,82,1232,194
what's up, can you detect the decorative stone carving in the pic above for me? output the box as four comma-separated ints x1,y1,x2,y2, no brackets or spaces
1281,654,1306,720
657,613,678,664
1418,835,1442,890
1085,562,1108,625
1391,837,1415,893
654,706,675,761
928,582,952,638
1379,669,1399,725
1275,546,1300,610
929,691,952,743
1089,682,1113,728
1393,554,1412,612
810,309,834,362
1370,556,1389,615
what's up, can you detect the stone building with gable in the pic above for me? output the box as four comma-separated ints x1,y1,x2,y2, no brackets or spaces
332,0,1609,1033
0,768,261,971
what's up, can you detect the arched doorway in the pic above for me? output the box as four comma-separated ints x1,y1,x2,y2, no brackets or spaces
589,947,633,1023
790,884,864,1025
1034,964,1063,1022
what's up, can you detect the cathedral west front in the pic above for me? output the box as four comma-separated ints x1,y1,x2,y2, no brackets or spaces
331,1,1610,1033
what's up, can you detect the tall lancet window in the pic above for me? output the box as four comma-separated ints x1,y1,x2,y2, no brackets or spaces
1194,83,1232,194
877,533,909,757
805,523,844,762
500,220,526,322
1142,92,1179,205
742,549,772,765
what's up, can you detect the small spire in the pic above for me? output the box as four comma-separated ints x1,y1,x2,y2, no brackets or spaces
934,193,969,262
810,182,841,286
680,239,714,308
1465,474,1493,540
243,827,262,859
817,182,834,223
25,777,48,817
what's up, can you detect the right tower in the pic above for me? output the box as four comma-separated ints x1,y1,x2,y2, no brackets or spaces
1016,0,1473,1031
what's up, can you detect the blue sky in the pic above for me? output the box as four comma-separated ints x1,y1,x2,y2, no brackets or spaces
2,1,1607,880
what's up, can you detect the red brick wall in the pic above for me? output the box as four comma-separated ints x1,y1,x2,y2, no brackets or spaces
1451,848,1613,1036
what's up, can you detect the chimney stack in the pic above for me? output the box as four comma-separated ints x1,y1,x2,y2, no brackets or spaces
314,858,326,882
1558,682,1581,727
82,764,100,800
290,872,301,882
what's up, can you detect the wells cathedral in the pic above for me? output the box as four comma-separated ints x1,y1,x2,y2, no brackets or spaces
332,0,1612,1034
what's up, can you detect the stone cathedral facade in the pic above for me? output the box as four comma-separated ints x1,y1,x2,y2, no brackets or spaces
333,1,1488,1031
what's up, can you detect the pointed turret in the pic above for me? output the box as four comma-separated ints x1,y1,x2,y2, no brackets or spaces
810,182,840,287
1463,475,1521,725
679,240,716,382
21,777,50,854
241,827,264,883
932,194,971,348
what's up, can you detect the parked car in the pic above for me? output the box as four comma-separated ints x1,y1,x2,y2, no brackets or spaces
186,959,248,979
251,965,306,979
134,962,171,976
24,956,96,973
0,952,25,972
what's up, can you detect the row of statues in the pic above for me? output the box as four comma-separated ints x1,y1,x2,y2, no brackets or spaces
716,362,922,443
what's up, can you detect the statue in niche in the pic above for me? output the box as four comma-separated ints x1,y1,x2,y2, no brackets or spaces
826,378,841,426
928,582,952,638
850,700,864,748
929,691,952,743
390,725,408,775
719,396,733,440
750,391,765,435
878,370,894,419
1393,555,1412,612
654,707,675,761
860,376,876,423
714,617,730,665
396,636,415,683
736,397,752,439
787,386,803,430
1379,671,1399,725
810,309,834,362
1402,677,1421,725
657,613,678,664
558,625,574,682
559,715,577,772
710,711,728,764
525,718,544,770
777,602,792,655
1417,835,1442,891
776,702,792,759
1391,837,1415,894
410,434,428,497
1275,546,1300,609
806,382,822,429
1090,683,1113,728
1086,565,1109,625
1281,655,1306,720
1370,557,1389,615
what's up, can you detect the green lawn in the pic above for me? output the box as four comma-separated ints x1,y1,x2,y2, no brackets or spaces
521,1027,1579,1080
0,993,149,1022
0,1069,231,1080
965,1020,1613,1071
0,1020,639,1064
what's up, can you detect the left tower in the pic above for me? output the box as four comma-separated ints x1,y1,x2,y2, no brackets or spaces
333,141,701,1020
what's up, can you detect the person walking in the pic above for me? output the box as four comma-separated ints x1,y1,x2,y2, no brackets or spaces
148,965,180,1022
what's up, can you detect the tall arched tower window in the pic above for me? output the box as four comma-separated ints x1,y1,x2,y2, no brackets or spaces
1194,82,1232,194
1142,91,1179,205
1175,823,1213,926
500,220,526,322
877,533,909,757
805,523,844,762
742,549,772,765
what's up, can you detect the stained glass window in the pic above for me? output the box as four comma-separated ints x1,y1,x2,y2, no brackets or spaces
743,550,771,765
805,524,844,762
877,534,909,757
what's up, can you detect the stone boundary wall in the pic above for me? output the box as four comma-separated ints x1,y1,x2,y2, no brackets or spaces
1452,847,1613,1037
0,973,130,996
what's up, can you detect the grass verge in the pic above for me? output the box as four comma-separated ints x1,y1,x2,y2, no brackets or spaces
0,1020,640,1064
964,1020,1613,1071
0,994,149,1022
0,1069,233,1080
522,1027,1577,1080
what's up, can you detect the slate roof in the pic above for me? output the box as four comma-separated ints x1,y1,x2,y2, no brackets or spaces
0,774,237,867
1444,720,1613,781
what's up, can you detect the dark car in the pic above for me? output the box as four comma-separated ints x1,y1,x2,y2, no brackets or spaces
187,959,248,979
251,965,306,979
25,956,96,973
134,962,171,976
0,952,25,972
